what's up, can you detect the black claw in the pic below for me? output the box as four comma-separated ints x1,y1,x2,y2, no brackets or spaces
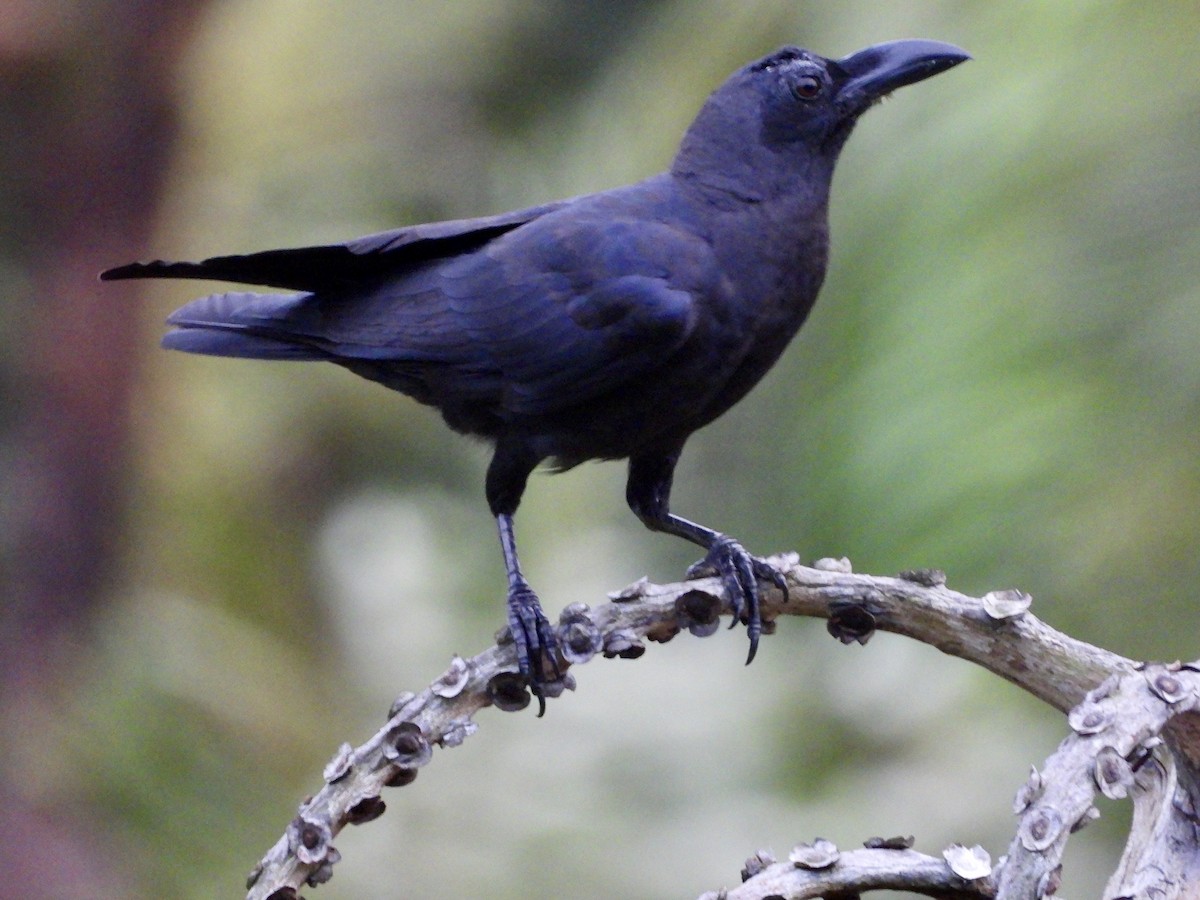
747,558,787,664
758,560,789,603
692,536,785,665
505,583,559,716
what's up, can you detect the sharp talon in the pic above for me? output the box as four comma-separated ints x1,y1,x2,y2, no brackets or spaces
695,536,780,665
765,567,789,603
505,582,558,713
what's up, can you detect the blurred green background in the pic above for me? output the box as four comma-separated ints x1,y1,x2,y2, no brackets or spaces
2,2,1198,897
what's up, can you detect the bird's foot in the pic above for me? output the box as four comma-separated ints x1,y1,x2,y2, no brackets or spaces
505,582,560,715
686,535,788,664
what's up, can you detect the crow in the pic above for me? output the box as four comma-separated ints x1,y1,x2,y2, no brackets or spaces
103,39,969,710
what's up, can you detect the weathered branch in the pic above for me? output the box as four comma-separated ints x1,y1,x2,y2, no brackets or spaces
244,554,1199,899
703,841,996,898
998,664,1200,898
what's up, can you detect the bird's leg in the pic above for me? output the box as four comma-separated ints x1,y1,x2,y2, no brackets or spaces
627,452,788,663
487,443,558,714
495,513,559,713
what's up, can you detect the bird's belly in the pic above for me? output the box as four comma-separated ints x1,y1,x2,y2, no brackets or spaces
523,352,755,466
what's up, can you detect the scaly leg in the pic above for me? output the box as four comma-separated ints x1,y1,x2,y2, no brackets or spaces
487,441,558,713
495,512,559,714
626,450,787,663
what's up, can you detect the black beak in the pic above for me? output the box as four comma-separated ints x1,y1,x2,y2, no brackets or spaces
838,39,970,102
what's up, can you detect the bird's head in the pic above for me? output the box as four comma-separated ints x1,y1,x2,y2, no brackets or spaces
673,39,970,202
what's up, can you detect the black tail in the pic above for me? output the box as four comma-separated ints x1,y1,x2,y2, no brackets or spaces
100,246,375,292
160,290,326,361
98,200,565,292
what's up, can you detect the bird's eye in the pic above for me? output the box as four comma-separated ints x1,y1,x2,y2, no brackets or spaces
791,75,822,100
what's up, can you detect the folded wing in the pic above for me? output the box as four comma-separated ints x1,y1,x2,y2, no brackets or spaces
113,200,719,423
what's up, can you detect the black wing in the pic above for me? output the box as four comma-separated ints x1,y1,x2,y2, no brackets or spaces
100,198,571,292
156,204,721,420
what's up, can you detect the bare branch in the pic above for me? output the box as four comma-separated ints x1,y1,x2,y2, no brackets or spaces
242,554,1150,898
699,843,996,899
998,664,1200,899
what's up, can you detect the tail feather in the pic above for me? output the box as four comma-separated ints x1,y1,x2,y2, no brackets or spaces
162,328,321,359
162,290,325,361
101,249,361,292
100,199,568,291
165,290,308,329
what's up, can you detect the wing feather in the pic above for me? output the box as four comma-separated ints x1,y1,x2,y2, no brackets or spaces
101,199,570,291
143,188,723,424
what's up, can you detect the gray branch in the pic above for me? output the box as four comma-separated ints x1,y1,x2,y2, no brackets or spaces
700,843,996,899
243,554,1200,899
